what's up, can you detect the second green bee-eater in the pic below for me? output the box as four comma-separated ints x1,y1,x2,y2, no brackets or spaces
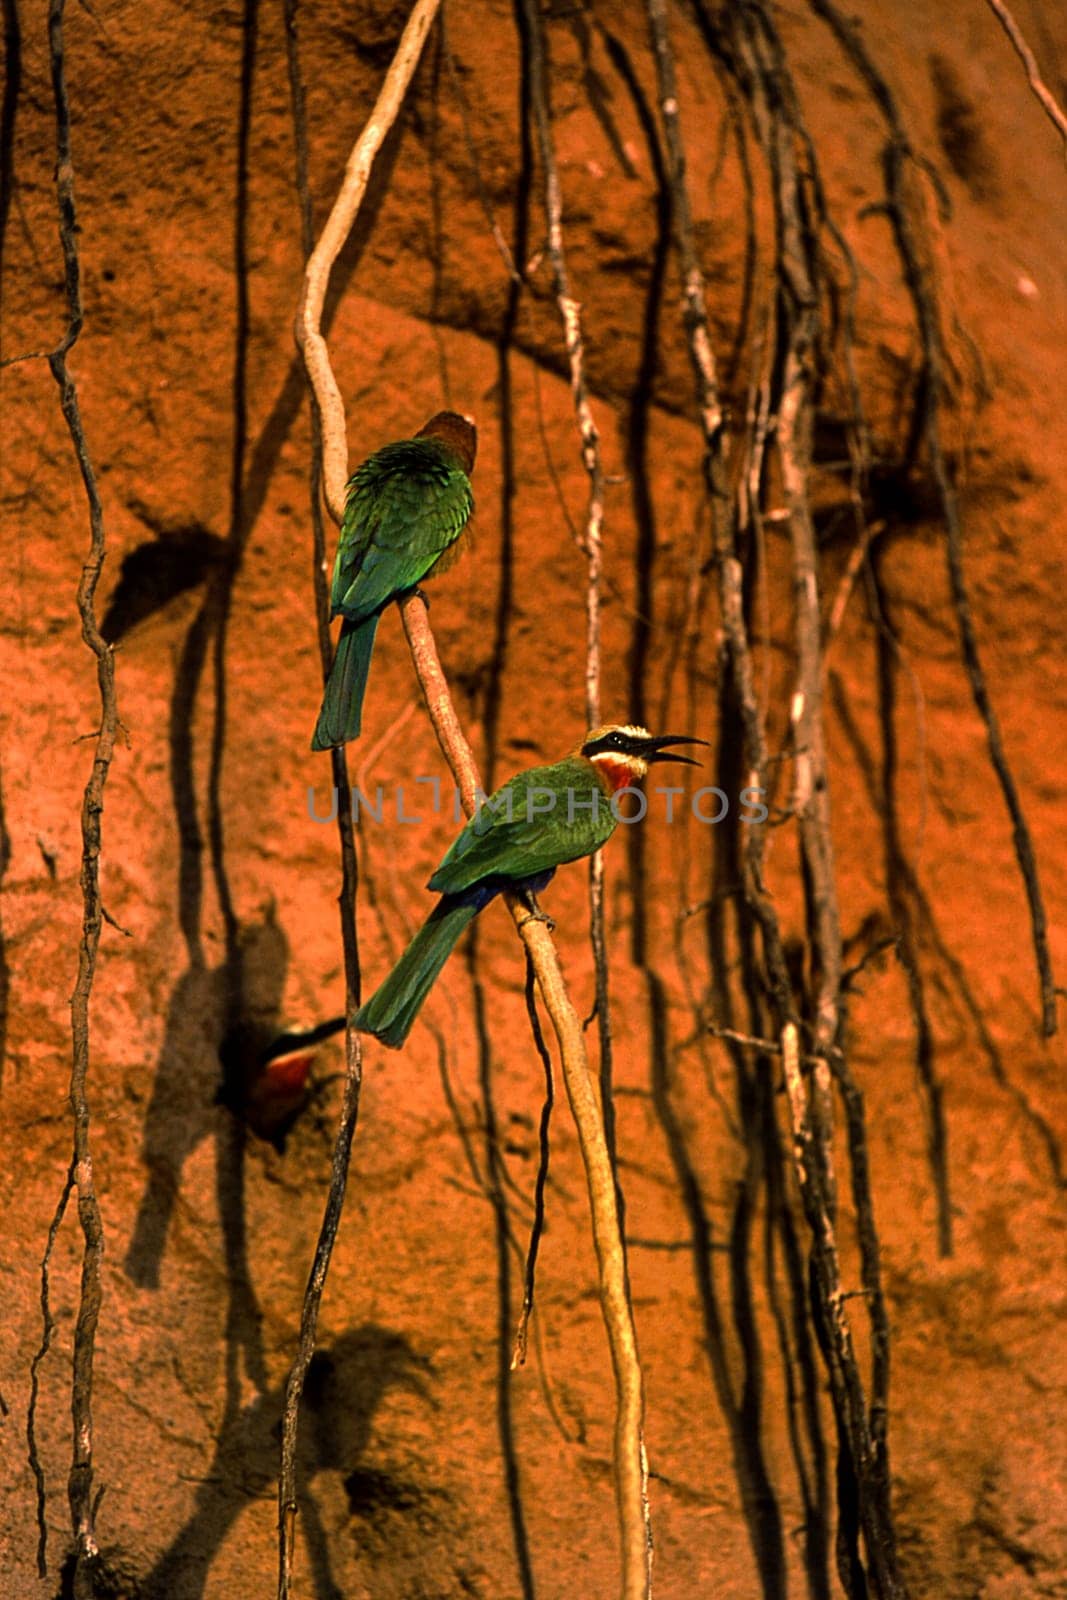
311,410,477,750
354,724,705,1048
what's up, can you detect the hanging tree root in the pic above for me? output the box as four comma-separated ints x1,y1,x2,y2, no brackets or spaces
732,6,904,1589
397,596,653,1600
982,0,1067,156
26,3,117,1594
511,951,555,1369
520,0,623,1203
288,3,651,1596
652,1,906,1593
278,3,443,1595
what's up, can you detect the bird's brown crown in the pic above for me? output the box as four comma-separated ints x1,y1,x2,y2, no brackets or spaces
416,411,477,475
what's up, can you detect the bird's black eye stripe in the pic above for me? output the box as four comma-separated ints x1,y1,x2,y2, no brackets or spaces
582,729,641,758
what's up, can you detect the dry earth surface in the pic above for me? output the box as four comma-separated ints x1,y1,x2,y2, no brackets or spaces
1,1,1065,1596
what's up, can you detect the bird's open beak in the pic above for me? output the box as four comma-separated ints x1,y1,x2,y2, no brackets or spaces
645,733,708,766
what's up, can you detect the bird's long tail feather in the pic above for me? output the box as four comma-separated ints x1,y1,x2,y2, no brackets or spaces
354,895,484,1049
311,613,380,750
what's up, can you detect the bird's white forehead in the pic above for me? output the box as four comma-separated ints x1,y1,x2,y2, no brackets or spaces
586,722,652,742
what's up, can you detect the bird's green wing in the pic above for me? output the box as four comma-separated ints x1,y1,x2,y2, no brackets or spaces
330,438,473,621
428,757,617,893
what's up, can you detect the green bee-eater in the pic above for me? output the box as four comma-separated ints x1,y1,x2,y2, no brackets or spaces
354,725,706,1048
217,1014,345,1150
311,411,477,750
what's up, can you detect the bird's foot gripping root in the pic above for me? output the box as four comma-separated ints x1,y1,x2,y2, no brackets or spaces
517,890,555,933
